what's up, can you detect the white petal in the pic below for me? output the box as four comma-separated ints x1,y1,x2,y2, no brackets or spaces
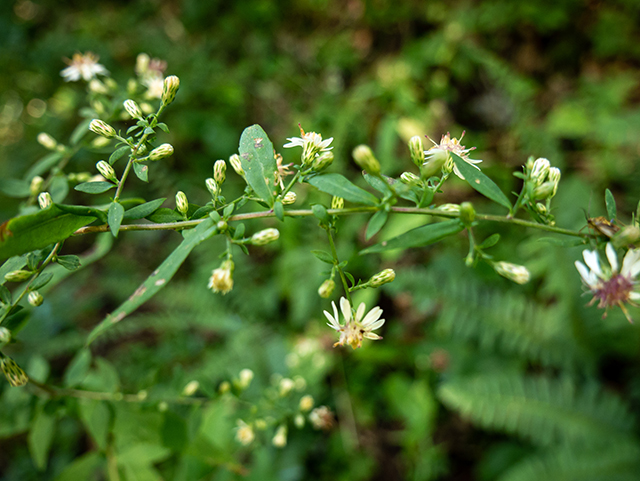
339,297,352,323
629,292,640,301
582,250,602,276
606,243,618,273
366,318,385,331
575,261,594,286
363,332,382,340
355,303,366,323
622,249,640,278
361,307,383,327
323,309,340,330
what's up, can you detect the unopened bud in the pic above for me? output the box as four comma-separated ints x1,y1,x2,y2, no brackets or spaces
299,394,314,412
175,191,189,216
614,225,640,248
400,172,421,186
279,378,295,396
219,380,231,393
494,261,530,284
352,145,381,175
536,202,548,214
369,268,396,287
161,75,180,105
28,291,43,307
318,279,335,298
251,228,280,246
213,160,226,185
331,196,344,210
38,192,52,209
436,203,460,214
282,192,297,205
148,143,174,161
89,119,116,139
229,154,245,176
75,172,92,183
530,158,550,185
30,176,44,196
0,328,10,346
311,151,334,172
272,425,287,448
4,270,32,282
135,53,150,76
548,167,561,197
460,202,476,225
294,414,305,428
421,149,448,178
205,178,218,197
96,160,117,182
123,99,143,119
88,79,108,94
238,368,254,389
409,136,425,165
533,181,555,200
182,380,199,396
1,357,28,387
37,132,57,150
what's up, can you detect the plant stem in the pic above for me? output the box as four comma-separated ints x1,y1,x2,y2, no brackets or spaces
326,228,353,304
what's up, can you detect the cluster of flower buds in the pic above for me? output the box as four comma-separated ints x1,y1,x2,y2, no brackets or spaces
525,157,561,201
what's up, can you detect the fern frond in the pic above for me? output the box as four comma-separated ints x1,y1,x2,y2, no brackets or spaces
438,373,635,447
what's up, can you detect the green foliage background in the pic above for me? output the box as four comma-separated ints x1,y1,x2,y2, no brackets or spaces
1,0,640,480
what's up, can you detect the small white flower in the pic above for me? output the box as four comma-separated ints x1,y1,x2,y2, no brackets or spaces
60,52,109,82
424,131,481,180
323,297,385,349
575,243,640,323
143,76,165,99
235,420,255,445
208,260,234,295
284,125,333,166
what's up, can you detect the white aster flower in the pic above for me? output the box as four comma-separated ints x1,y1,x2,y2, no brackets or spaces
323,297,385,349
60,52,109,82
575,243,640,323
143,76,165,99
424,131,482,180
284,125,333,166
235,420,255,445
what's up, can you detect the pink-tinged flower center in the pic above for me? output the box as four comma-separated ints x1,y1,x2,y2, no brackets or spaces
593,274,634,309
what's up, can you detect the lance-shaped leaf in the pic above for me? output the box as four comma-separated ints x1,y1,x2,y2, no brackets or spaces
86,217,218,344
453,153,512,210
360,219,464,254
308,173,379,206
238,125,277,206
0,206,96,261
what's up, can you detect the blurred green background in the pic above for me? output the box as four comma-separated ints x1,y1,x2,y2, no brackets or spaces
2,1,640,480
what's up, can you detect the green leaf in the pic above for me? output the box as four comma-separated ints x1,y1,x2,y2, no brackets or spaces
53,452,104,481
28,405,56,471
0,206,96,262
157,122,169,133
605,188,617,220
312,204,330,223
109,146,130,165
365,210,388,240
64,348,92,387
452,154,512,210
87,217,218,344
56,255,81,271
30,272,54,290
161,412,188,451
118,443,171,466
50,176,69,203
363,172,393,195
0,179,31,198
308,173,379,206
0,256,27,285
223,203,235,218
537,237,586,247
123,198,166,220
74,182,116,194
56,204,107,223
360,219,464,254
238,124,277,206
70,118,91,145
25,152,64,180
0,285,11,305
145,208,183,223
478,233,500,249
233,223,245,239
191,205,213,219
108,202,125,237
79,400,111,450
311,250,335,264
132,161,149,182
274,200,284,221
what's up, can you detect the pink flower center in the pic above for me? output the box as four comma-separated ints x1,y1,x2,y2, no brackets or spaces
594,274,634,308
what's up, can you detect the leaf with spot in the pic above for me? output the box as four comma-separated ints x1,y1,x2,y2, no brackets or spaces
238,124,277,206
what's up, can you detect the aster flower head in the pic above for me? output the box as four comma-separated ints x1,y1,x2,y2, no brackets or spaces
323,297,385,349
284,124,333,166
424,131,481,180
208,259,234,295
575,243,640,323
61,52,109,82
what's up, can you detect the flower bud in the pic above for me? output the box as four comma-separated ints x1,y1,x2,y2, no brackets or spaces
299,394,314,412
294,414,305,428
272,425,287,448
352,145,381,175
279,378,295,397
0,357,28,387
161,75,180,105
369,268,396,287
318,279,335,298
213,160,226,185
436,203,460,214
4,270,32,282
238,368,254,389
309,406,334,430
251,228,280,246
205,178,218,197
123,99,143,119
175,191,189,216
208,259,234,294
182,380,199,396
533,181,555,200
88,79,108,94
535,202,548,214
89,119,116,139
282,192,297,205
29,176,44,196
236,420,255,445
148,143,174,161
37,132,57,151
96,160,118,182
28,291,43,307
135,53,150,76
219,380,231,393
331,196,344,210
400,171,421,186
421,149,448,178
0,328,10,346
530,158,550,185
311,151,334,172
460,202,476,225
548,167,561,197
38,192,52,209
229,154,245,176
409,135,425,166
494,261,530,284
75,172,92,183
613,225,640,248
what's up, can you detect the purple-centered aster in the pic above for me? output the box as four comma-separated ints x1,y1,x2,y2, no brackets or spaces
323,297,385,349
575,243,640,323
